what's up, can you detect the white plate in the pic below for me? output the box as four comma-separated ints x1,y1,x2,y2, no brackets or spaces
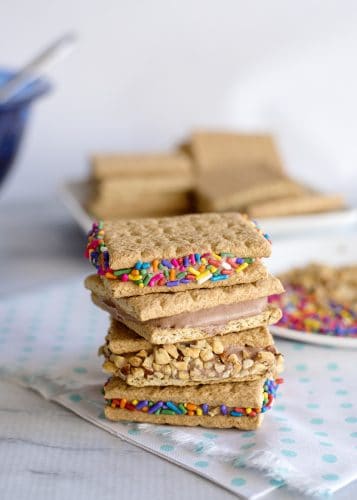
267,234,357,349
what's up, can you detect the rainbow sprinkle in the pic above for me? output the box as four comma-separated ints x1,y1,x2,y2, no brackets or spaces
105,378,283,417
270,285,357,337
85,221,269,289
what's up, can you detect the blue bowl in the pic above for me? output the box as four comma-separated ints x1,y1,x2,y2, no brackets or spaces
0,69,51,186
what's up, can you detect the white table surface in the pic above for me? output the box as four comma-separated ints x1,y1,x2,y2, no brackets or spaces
0,198,355,500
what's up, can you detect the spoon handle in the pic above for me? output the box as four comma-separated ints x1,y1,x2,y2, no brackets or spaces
0,32,77,104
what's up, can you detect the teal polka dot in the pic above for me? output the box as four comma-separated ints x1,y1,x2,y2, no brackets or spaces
340,403,353,408
233,457,246,468
274,416,288,422
22,346,33,352
345,417,357,424
327,363,339,371
322,454,337,463
281,449,297,457
351,432,357,438
322,473,340,481
195,461,209,468
270,478,285,487
73,367,88,374
52,345,63,352
331,377,343,382
231,477,246,487
336,390,348,396
310,418,324,425
241,442,256,450
274,405,286,412
241,431,256,439
299,377,310,383
128,428,140,435
320,442,333,447
194,442,205,455
292,343,305,350
69,393,82,402
281,438,295,444
315,431,328,437
25,335,36,341
295,363,307,371
307,403,319,409
160,444,174,452
202,432,218,439
279,427,293,432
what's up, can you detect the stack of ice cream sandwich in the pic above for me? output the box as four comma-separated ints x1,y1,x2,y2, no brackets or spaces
85,212,285,430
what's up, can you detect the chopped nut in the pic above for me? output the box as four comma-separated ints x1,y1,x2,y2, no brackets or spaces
154,348,171,365
200,347,214,362
128,356,142,367
142,354,153,370
153,371,164,379
193,340,207,349
102,360,116,373
178,370,189,380
212,339,224,354
173,360,189,371
186,347,200,359
190,368,202,379
164,344,179,359
204,361,214,370
227,353,239,365
214,363,226,374
243,359,254,370
153,362,163,372
171,367,178,377
112,355,127,368
131,367,145,378
137,350,148,358
162,365,172,376
208,407,220,416
239,369,249,377
207,369,216,378
242,350,252,359
193,358,203,370
231,363,242,377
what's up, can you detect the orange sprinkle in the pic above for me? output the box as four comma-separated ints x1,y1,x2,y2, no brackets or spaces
169,269,176,280
187,410,195,416
105,272,116,279
141,406,149,412
131,269,140,276
153,259,159,272
199,265,206,273
186,403,197,411
119,398,127,409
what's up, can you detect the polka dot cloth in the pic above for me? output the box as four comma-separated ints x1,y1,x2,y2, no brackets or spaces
1,281,356,499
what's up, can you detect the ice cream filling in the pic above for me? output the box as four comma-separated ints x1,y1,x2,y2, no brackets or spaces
93,295,268,329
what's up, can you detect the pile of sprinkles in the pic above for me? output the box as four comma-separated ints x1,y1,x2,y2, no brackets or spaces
85,220,270,289
105,378,283,418
270,285,357,337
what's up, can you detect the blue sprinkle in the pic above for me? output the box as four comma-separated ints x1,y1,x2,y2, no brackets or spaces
166,280,180,287
236,258,244,264
180,279,191,284
195,253,201,264
220,405,228,415
141,262,151,269
210,275,228,282
166,401,182,414
148,401,164,414
230,411,243,417
162,259,173,269
202,404,209,415
183,256,189,267
135,400,148,410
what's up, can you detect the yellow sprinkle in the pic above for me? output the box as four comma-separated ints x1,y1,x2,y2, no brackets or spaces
188,266,200,276
196,408,203,416
209,266,217,273
138,283,144,288
201,258,207,264
212,253,222,261
132,400,138,405
129,274,142,281
246,407,252,414
235,263,249,273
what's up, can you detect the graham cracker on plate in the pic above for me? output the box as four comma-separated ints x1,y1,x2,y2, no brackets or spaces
190,132,284,173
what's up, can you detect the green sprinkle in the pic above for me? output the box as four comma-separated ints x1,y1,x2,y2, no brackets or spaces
155,408,162,415
178,403,187,414
113,268,132,276
143,274,152,286
141,269,148,276
158,264,164,270
221,252,234,257
148,401,154,407
99,221,104,229
163,269,169,278
134,280,143,286
245,258,254,264
161,410,176,415
176,272,187,279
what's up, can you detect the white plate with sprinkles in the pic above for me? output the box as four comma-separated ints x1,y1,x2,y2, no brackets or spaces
267,233,357,348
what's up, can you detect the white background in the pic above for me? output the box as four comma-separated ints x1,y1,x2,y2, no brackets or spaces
1,0,357,203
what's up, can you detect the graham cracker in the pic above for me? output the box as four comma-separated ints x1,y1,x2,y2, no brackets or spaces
91,152,192,180
104,406,262,429
196,165,306,212
190,132,284,173
85,273,282,320
103,213,272,270
100,260,268,298
106,323,274,354
104,375,265,407
247,193,345,218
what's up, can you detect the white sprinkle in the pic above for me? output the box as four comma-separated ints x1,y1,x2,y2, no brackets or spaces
197,272,212,285
221,261,232,270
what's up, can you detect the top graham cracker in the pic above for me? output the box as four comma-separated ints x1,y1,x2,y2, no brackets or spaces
103,213,271,269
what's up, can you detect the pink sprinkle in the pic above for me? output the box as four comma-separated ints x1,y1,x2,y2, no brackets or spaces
98,269,105,276
179,265,186,272
148,273,163,287
121,274,129,282
171,258,179,268
189,254,196,265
